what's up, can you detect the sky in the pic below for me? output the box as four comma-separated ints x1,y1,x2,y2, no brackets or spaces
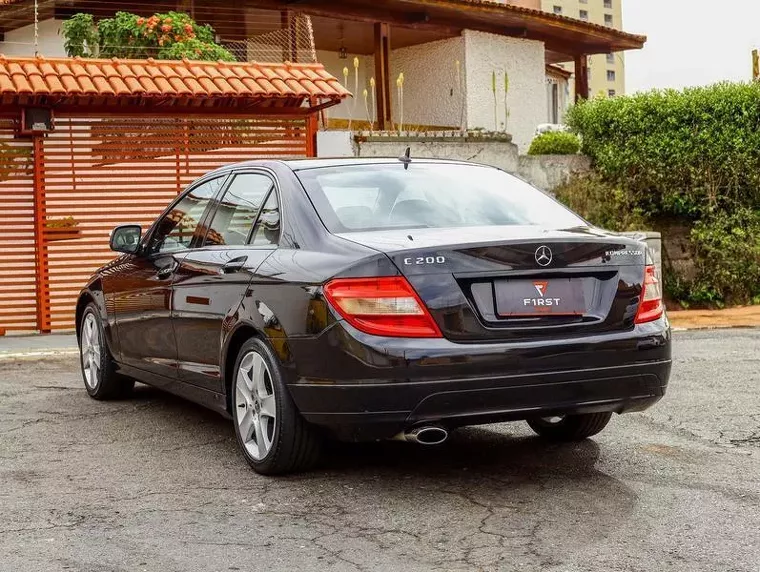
623,0,760,93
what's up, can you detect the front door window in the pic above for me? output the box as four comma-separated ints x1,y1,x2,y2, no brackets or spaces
148,177,225,255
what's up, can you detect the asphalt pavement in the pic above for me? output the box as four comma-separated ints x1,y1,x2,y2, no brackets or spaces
1,329,759,572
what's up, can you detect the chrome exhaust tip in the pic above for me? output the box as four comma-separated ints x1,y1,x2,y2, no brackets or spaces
392,426,449,446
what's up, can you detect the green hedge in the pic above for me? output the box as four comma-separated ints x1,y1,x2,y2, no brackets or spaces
527,131,581,155
562,83,760,307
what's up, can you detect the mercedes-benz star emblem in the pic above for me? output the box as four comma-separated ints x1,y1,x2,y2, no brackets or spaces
535,245,553,267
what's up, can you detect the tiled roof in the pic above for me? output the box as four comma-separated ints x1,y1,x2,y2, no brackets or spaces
0,55,350,107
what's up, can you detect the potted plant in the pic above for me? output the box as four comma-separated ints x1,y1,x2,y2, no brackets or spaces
44,216,82,241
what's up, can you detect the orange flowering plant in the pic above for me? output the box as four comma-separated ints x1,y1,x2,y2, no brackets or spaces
63,11,235,61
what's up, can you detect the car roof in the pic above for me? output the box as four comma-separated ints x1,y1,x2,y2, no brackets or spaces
206,157,489,176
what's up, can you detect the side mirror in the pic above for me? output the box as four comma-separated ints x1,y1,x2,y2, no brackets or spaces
110,225,142,254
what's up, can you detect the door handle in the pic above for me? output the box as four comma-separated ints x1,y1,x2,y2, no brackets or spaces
157,262,178,280
221,256,248,274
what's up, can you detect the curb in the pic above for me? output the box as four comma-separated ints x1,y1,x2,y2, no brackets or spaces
671,324,760,332
0,348,79,361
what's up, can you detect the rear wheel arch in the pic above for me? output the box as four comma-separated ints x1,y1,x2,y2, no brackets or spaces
222,296,298,413
223,324,265,414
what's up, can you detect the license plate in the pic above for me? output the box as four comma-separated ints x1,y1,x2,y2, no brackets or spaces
495,278,586,317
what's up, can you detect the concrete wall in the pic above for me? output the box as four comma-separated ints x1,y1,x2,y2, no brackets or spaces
463,30,546,152
353,134,520,173
0,19,66,58
518,154,591,191
317,130,354,157
348,133,592,192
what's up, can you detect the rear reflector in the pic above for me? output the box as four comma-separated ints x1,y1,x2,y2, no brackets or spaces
323,276,442,338
635,265,664,324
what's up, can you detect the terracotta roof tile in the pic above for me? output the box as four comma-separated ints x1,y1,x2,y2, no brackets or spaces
137,76,162,95
60,75,81,94
0,55,350,106
115,63,136,78
92,76,114,95
123,76,146,94
240,78,265,95
0,73,15,93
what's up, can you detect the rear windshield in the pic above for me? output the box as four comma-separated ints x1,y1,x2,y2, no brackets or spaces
296,163,585,233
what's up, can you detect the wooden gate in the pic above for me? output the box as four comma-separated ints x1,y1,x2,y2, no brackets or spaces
0,118,36,332
0,114,312,333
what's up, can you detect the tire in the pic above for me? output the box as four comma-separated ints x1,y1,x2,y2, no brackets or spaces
79,303,134,400
231,338,322,475
526,412,612,442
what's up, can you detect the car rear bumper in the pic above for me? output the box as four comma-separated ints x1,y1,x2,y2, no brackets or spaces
285,318,672,441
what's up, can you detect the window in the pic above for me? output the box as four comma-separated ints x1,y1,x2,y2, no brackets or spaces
547,81,560,124
579,0,587,3
250,190,281,247
604,14,613,26
607,53,615,64
148,177,224,254
297,164,584,233
553,5,562,14
607,70,616,82
608,89,617,97
579,9,588,20
203,173,274,246
604,0,612,7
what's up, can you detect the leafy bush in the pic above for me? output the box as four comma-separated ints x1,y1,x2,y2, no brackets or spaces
553,175,648,232
62,11,235,61
567,83,760,219
527,131,581,155
563,83,760,307
689,208,760,306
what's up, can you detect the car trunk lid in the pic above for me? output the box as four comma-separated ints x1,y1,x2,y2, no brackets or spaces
336,226,647,342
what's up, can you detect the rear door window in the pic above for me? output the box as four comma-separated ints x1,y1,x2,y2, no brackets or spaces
250,189,280,247
202,173,274,246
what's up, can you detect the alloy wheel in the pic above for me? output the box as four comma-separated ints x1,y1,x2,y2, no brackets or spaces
80,313,101,389
235,351,277,460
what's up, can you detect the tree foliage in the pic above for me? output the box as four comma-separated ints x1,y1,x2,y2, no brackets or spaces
62,11,235,61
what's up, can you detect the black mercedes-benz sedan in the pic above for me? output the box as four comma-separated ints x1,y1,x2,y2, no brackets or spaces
76,157,671,474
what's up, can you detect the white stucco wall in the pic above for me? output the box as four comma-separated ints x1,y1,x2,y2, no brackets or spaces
389,37,465,129
463,31,546,152
0,19,66,57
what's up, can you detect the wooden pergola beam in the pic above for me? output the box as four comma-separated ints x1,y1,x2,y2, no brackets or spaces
374,22,392,130
574,54,589,101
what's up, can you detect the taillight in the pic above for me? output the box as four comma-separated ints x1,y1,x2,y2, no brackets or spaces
323,276,442,338
635,265,664,324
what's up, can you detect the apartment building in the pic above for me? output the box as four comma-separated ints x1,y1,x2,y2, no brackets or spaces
511,0,625,97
